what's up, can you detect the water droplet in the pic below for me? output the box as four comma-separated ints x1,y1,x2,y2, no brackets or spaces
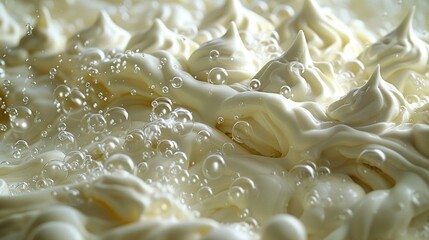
209,50,220,60
249,78,261,90
202,154,226,180
42,160,68,183
232,121,253,143
170,76,183,88
208,67,228,85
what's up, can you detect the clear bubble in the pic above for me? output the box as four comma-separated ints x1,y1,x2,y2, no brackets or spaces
227,186,246,207
172,151,189,168
209,50,220,60
288,164,316,187
12,140,31,159
9,106,34,132
100,136,122,157
289,62,305,75
359,149,386,167
208,67,228,85
197,186,213,200
42,160,68,183
280,85,293,98
135,162,149,179
104,153,135,174
202,154,226,180
62,88,86,113
80,48,105,65
157,140,178,158
87,113,106,134
130,89,137,96
317,166,331,176
25,23,34,35
161,86,169,93
170,76,183,88
64,151,86,171
55,131,77,152
151,102,172,121
197,130,211,144
143,122,162,142
170,108,193,135
104,107,129,131
124,129,145,153
232,121,253,144
49,68,57,79
231,177,256,195
249,79,261,91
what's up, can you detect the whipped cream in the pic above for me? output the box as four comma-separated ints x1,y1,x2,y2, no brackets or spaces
0,1,428,240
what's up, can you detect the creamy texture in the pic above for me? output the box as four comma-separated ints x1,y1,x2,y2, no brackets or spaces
0,1,429,240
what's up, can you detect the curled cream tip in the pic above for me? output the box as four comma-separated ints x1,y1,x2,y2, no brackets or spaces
281,30,312,65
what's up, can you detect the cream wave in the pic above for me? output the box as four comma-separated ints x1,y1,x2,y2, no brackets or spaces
0,3,21,47
126,19,198,61
189,22,260,84
358,8,429,96
195,0,274,44
327,66,410,126
276,0,362,61
66,10,130,53
252,30,342,105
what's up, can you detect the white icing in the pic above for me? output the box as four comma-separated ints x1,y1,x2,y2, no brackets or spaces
0,2,21,47
276,0,362,61
66,11,131,53
195,0,274,43
253,31,342,105
358,8,429,96
327,66,410,126
189,22,260,83
126,19,198,60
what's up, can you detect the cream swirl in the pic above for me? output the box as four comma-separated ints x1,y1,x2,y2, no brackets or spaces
0,2,21,47
195,0,274,43
327,66,410,126
358,8,429,95
126,19,198,60
66,11,130,53
276,0,362,61
253,31,342,105
189,22,260,84
16,7,65,55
